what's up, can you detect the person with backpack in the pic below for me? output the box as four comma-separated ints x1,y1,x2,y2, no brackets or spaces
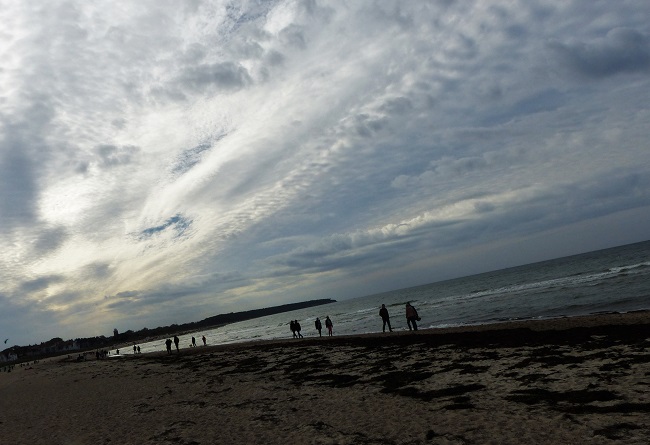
405,302,420,331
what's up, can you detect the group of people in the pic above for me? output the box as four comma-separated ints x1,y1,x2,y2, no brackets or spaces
379,302,420,332
165,336,180,354
314,316,333,337
291,315,334,338
291,303,420,339
93,350,111,359
156,302,420,354
164,334,208,354
189,335,207,347
289,320,303,338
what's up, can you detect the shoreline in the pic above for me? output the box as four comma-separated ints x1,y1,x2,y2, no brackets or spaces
120,309,650,357
2,311,649,444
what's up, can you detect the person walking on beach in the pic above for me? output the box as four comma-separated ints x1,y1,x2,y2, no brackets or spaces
165,338,173,355
379,304,392,332
202,335,206,346
295,320,304,338
290,320,297,338
191,336,196,347
173,335,180,352
325,316,333,336
405,302,419,331
315,317,322,337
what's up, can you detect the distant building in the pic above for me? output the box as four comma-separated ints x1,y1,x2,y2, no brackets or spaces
6,339,81,360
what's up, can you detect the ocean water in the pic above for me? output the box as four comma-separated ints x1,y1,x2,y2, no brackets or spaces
114,240,650,355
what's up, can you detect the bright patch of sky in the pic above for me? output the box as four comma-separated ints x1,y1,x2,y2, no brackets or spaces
1,0,650,345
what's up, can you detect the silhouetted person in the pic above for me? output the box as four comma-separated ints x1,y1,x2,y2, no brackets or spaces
137,345,141,353
202,335,206,346
290,320,297,338
165,339,172,354
191,336,196,347
173,335,180,352
379,304,392,332
315,317,322,337
325,316,333,336
406,302,419,331
295,320,304,338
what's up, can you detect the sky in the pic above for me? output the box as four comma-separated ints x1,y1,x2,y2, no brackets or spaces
1,0,650,346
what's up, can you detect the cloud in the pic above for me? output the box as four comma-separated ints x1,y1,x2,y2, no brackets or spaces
177,62,253,92
32,226,68,256
549,28,650,79
19,275,65,293
94,145,140,169
0,144,38,229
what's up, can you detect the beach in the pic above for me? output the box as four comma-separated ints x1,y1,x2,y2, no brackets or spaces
1,312,649,445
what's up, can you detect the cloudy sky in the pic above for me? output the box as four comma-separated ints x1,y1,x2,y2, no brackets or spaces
1,0,650,346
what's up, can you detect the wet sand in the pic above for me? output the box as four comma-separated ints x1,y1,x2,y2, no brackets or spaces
1,312,649,444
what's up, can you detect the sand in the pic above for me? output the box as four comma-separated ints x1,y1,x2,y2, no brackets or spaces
1,312,649,445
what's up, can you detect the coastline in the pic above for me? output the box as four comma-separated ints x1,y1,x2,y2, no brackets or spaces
1,311,649,444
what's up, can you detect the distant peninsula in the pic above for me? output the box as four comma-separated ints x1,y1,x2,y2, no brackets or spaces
191,298,337,329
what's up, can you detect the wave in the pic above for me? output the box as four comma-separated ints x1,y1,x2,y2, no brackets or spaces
607,261,650,274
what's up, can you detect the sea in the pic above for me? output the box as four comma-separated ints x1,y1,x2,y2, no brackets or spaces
112,240,650,355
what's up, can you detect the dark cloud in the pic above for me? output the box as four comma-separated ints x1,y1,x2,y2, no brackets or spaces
19,275,65,293
115,290,141,299
94,144,140,169
279,24,307,49
84,262,112,279
111,118,127,129
379,97,413,115
354,114,388,137
482,89,567,126
100,271,249,314
231,40,265,59
0,146,38,228
180,43,207,64
549,28,650,79
178,62,252,92
265,50,285,67
33,226,68,256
